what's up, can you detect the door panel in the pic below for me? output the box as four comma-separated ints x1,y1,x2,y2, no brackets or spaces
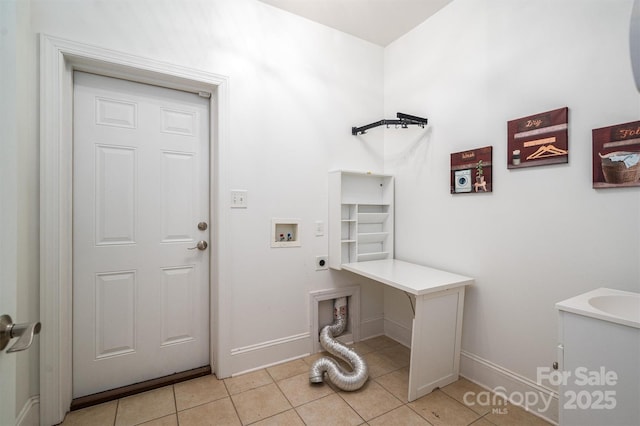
95,145,137,245
73,72,210,398
160,265,196,346
95,271,137,358
161,151,196,242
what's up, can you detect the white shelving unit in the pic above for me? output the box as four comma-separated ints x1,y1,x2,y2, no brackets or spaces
328,170,472,402
329,171,394,270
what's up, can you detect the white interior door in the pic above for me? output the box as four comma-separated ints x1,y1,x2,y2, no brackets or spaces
0,89,17,426
72,71,210,398
1,0,19,420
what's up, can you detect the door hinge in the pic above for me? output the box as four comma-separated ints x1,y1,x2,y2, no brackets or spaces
198,91,211,99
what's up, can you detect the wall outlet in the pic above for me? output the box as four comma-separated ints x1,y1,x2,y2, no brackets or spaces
316,256,329,271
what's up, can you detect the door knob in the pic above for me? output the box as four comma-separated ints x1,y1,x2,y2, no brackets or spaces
0,314,42,353
187,240,208,251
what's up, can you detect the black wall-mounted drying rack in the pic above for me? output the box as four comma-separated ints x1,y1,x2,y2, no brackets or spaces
352,112,428,135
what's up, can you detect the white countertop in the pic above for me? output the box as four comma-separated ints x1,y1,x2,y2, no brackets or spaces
341,259,473,296
556,287,640,329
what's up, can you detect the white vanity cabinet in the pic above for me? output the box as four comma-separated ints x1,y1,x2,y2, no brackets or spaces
556,289,640,426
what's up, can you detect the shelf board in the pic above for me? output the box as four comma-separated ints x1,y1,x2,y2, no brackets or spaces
358,232,388,244
358,213,389,224
357,252,390,262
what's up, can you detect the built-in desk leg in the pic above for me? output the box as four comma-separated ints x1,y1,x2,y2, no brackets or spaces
407,286,466,402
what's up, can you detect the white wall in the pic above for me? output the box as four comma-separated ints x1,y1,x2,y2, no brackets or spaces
14,0,640,422
384,0,640,420
28,0,386,384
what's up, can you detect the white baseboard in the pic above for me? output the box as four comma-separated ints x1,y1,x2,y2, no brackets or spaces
383,317,412,348
229,332,311,375
16,396,39,426
460,350,558,425
360,315,384,340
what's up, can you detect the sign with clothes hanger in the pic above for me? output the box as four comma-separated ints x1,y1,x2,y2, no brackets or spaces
507,107,569,169
592,120,640,188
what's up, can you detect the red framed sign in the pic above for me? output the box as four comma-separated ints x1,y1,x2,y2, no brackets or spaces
451,146,493,194
507,107,568,169
592,120,640,188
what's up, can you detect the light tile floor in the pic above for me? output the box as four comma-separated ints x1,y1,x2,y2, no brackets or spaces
61,336,551,426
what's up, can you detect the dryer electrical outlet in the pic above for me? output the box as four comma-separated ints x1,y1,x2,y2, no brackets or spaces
316,256,329,271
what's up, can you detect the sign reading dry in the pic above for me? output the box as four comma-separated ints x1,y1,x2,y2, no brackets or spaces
507,107,568,169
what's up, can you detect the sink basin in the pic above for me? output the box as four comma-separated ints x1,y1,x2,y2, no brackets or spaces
556,288,640,329
558,288,640,426
588,294,640,323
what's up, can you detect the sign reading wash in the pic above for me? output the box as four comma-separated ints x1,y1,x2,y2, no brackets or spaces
450,146,493,194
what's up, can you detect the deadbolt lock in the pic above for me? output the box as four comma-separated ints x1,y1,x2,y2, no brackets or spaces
198,222,208,231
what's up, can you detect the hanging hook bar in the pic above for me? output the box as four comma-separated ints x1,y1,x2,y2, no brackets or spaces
352,112,428,135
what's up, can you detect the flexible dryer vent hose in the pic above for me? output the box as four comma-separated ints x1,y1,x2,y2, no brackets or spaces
309,297,368,391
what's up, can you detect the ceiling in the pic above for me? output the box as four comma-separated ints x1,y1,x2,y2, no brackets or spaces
258,0,454,46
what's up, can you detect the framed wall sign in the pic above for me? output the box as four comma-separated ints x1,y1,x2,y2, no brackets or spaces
451,146,493,194
507,107,568,169
592,120,640,188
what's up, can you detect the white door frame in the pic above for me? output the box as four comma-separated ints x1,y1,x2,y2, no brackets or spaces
39,34,232,426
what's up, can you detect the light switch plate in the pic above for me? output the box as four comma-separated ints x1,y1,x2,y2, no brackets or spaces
231,190,248,208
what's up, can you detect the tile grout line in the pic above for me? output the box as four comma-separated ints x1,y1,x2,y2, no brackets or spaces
357,342,459,425
334,383,395,424
283,357,352,425
401,398,434,425
169,374,232,417
171,384,178,425
315,343,404,425
68,337,547,426
222,374,246,425
113,399,119,426
266,366,302,423
477,412,498,425
128,387,176,426
438,386,485,417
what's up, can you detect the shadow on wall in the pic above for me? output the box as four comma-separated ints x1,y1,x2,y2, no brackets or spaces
384,126,434,178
